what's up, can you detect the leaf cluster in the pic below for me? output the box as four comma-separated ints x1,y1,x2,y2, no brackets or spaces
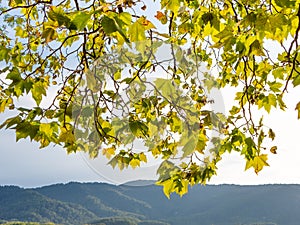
1,0,300,196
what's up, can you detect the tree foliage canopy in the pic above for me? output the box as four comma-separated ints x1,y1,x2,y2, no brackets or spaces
1,0,300,197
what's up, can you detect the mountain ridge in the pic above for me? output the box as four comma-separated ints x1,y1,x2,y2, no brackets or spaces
1,182,300,225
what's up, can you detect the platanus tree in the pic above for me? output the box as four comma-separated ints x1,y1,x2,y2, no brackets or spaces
0,0,300,197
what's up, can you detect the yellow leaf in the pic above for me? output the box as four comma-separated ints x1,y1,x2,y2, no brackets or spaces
179,179,189,197
0,100,6,113
151,146,160,156
245,159,253,171
85,69,98,92
159,179,174,199
58,127,75,144
196,133,208,154
102,146,116,159
99,3,110,12
182,137,196,158
128,19,146,42
245,154,270,174
0,98,13,113
148,122,158,137
253,154,269,174
139,152,147,163
129,158,140,168
162,0,180,15
39,123,53,136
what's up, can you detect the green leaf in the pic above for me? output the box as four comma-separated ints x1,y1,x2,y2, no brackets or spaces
168,112,182,132
15,121,39,141
0,46,10,62
108,156,118,169
268,81,283,92
6,68,21,83
9,0,23,6
58,127,75,144
274,0,295,7
258,94,277,113
257,130,265,148
0,115,21,129
117,156,131,170
128,18,146,42
249,40,265,56
48,6,70,27
129,121,149,138
119,12,132,25
277,94,287,110
101,15,129,42
244,137,256,159
101,15,118,34
182,136,196,158
42,27,57,43
154,78,177,98
81,107,94,117
70,12,91,30
161,0,181,14
113,70,121,80
32,81,47,105
293,75,300,87
272,67,285,79
86,70,98,92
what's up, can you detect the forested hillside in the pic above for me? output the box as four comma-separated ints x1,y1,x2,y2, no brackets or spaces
1,183,300,225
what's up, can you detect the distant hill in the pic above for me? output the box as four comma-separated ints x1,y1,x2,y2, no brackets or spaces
122,180,156,186
0,186,98,224
1,182,300,225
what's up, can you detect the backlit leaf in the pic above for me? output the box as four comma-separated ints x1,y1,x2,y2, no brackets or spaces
32,81,47,106
128,17,148,42
101,15,118,34
71,12,91,30
161,0,181,14
48,6,70,27
102,146,116,159
129,158,140,168
129,121,149,138
245,154,269,174
182,136,196,158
